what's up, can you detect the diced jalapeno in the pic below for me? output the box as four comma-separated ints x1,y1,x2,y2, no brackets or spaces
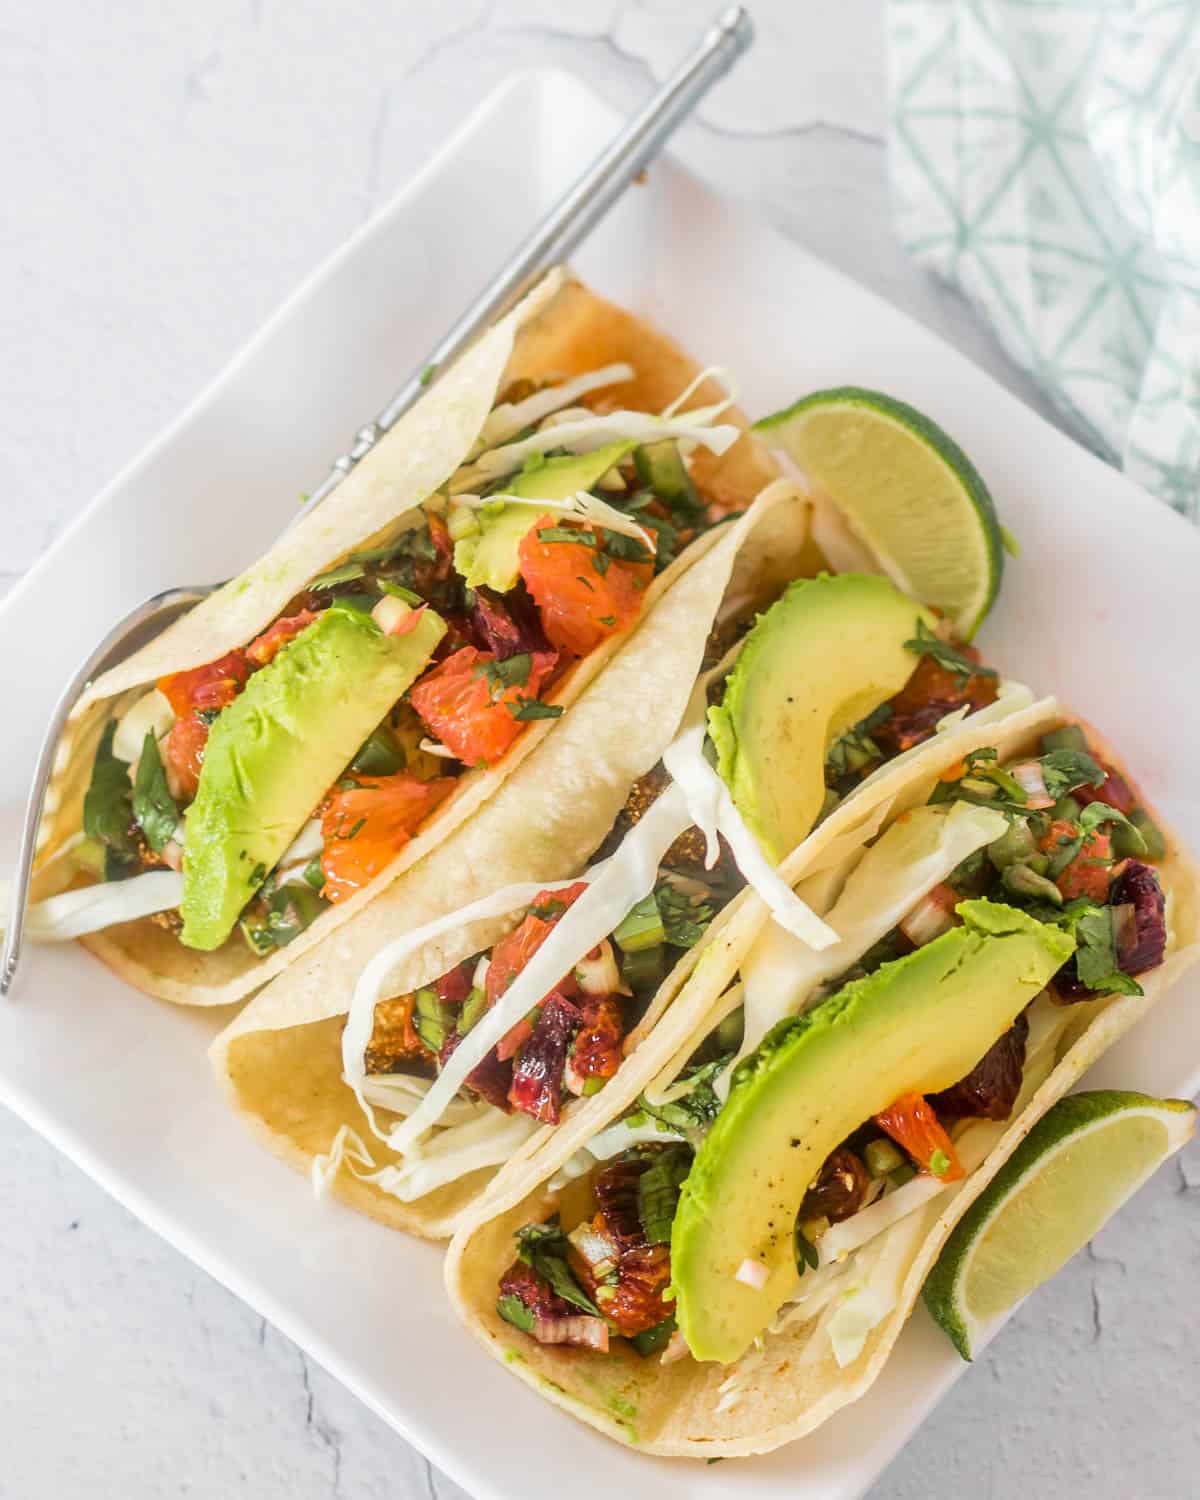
302,855,325,890
864,1138,906,1178
987,818,1037,870
1050,794,1082,823
714,1004,745,1054
1114,808,1166,861
352,723,406,776
620,944,666,997
413,985,451,1053
632,441,699,513
457,984,488,1036
613,894,666,953
1002,863,1063,904
1040,724,1088,755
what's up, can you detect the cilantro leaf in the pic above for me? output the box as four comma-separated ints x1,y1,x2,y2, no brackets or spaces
637,1144,692,1245
655,881,714,949
1040,748,1105,801
515,1222,600,1315
474,653,532,701
507,697,564,722
600,529,654,564
904,619,996,682
1069,904,1144,996
635,1058,727,1136
132,731,179,854
1078,800,1144,851
83,720,137,873
496,1293,536,1332
537,526,595,546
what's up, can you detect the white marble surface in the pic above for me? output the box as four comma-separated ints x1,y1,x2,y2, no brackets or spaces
2,3,1196,1496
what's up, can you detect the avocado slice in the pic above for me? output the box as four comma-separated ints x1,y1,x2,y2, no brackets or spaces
707,573,935,862
180,604,446,951
454,440,636,591
671,900,1075,1364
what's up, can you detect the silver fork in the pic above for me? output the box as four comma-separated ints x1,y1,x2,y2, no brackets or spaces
1,6,754,997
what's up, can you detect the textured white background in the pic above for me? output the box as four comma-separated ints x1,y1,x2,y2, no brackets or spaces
2,3,1197,1497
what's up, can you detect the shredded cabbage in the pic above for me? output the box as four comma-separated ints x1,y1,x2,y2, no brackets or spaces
475,363,636,453
314,1112,540,1205
549,1117,685,1189
736,802,1006,1067
1,869,183,942
823,1208,929,1367
663,696,838,951
452,488,655,550
347,782,697,1157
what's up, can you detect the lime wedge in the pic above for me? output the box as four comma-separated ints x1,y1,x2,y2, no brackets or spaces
754,388,1004,638
924,1090,1196,1359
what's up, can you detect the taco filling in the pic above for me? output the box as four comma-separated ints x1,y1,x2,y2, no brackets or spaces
317,574,1020,1211
54,367,745,959
489,722,1172,1369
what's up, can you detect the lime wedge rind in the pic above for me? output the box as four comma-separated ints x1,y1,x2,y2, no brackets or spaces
923,1090,1196,1361
755,387,1004,639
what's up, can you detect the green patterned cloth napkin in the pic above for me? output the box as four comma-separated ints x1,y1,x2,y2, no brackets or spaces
888,0,1200,517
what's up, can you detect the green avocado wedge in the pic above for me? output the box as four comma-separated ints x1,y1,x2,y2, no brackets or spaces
707,573,935,862
453,441,637,592
180,604,446,951
670,900,1075,1365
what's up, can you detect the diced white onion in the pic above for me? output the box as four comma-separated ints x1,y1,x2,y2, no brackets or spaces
574,938,628,996
371,595,414,635
735,1258,770,1289
898,882,957,947
419,738,458,759
568,1222,617,1280
661,1329,690,1364
1011,759,1053,808
531,1315,609,1351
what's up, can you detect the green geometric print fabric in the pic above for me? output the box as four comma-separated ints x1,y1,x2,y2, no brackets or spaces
888,0,1200,517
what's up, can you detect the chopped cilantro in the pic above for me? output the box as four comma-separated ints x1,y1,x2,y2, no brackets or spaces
132,731,179,854
537,526,595,546
904,619,996,682
496,1293,536,1333
474,653,532,701
419,363,436,387
1071,905,1144,995
529,899,566,920
1040,748,1105,801
507,697,563,722
655,881,714,949
637,1143,692,1244
83,721,138,877
515,1221,600,1315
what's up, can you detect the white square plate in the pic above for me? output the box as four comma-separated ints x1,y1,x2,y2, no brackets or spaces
3,70,1198,1500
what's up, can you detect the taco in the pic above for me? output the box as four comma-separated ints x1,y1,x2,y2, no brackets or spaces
17,271,783,1005
444,704,1200,1458
212,570,1034,1238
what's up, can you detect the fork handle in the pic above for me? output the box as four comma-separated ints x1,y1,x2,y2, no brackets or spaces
289,5,754,528
1,587,210,996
